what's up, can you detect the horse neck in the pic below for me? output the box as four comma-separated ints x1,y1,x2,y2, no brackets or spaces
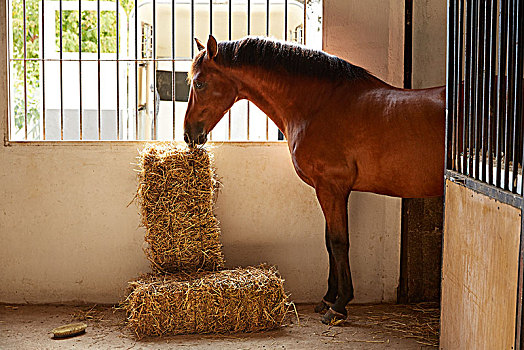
227,65,386,140
228,66,322,138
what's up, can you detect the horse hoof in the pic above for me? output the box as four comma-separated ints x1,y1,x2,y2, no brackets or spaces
314,299,333,314
314,301,329,313
321,308,347,325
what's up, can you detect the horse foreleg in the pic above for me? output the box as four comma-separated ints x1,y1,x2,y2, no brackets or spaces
315,186,353,325
314,222,338,314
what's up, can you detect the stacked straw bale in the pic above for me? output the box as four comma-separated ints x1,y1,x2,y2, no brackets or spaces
125,143,289,337
123,265,288,337
137,144,224,273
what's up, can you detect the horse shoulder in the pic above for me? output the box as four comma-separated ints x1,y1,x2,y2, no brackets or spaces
288,122,358,191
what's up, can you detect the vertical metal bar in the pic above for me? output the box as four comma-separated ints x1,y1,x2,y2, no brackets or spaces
59,0,64,140
446,0,455,173
303,0,306,45
22,0,27,139
135,0,138,139
208,0,212,148
461,0,467,174
247,0,250,35
266,0,269,36
41,0,45,140
284,0,288,41
463,0,472,175
79,0,83,140
228,0,232,40
477,0,486,181
455,0,464,173
152,0,156,139
449,0,456,171
191,0,194,58
496,0,508,187
116,0,120,140
172,0,176,140
266,0,269,140
486,0,496,185
247,0,250,140
511,0,523,193
453,0,460,171
470,0,478,178
97,0,101,140
228,0,231,140
404,0,412,90
504,0,515,191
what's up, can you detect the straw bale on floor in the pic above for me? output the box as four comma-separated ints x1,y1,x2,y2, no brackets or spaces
123,265,289,337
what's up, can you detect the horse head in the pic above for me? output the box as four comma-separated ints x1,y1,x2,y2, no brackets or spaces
184,35,238,146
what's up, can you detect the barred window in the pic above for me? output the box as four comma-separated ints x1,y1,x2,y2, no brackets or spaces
7,0,322,141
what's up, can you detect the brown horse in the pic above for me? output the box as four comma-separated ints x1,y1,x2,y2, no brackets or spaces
184,35,445,324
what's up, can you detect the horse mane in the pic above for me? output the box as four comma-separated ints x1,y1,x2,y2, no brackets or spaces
189,37,372,82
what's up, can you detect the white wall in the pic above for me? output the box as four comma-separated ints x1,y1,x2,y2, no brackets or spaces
0,142,400,304
413,0,447,88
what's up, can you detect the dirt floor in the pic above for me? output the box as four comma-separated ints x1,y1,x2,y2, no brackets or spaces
0,303,439,349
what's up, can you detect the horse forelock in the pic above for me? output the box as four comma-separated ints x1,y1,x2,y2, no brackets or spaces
188,37,372,83
188,50,206,82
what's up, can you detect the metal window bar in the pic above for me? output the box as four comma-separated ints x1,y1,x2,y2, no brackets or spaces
152,0,156,140
59,0,63,140
191,0,194,58
266,0,269,140
116,0,120,140
207,2,212,141
284,0,288,40
8,0,314,142
97,0,101,140
41,0,46,139
448,0,524,197
135,0,138,140
172,0,176,140
228,0,232,140
247,0,251,141
79,0,82,140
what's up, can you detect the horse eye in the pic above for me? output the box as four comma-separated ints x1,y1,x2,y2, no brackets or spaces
194,80,206,90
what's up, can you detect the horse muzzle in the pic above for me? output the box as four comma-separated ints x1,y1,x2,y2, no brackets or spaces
184,130,208,146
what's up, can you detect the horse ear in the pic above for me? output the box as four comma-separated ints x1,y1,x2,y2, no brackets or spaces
207,35,218,60
194,38,205,52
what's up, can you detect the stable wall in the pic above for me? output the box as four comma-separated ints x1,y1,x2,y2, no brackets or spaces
0,143,400,304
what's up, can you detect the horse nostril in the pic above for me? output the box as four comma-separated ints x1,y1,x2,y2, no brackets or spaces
184,133,190,144
197,133,207,145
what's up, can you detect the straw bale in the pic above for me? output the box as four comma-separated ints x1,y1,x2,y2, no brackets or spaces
137,143,224,273
123,265,289,337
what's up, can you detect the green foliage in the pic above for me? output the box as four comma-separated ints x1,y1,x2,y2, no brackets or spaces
10,0,134,139
55,10,117,53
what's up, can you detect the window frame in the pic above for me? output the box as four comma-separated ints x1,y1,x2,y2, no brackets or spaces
2,0,322,146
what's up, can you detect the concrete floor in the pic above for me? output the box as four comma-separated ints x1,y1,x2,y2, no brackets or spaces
0,303,439,349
